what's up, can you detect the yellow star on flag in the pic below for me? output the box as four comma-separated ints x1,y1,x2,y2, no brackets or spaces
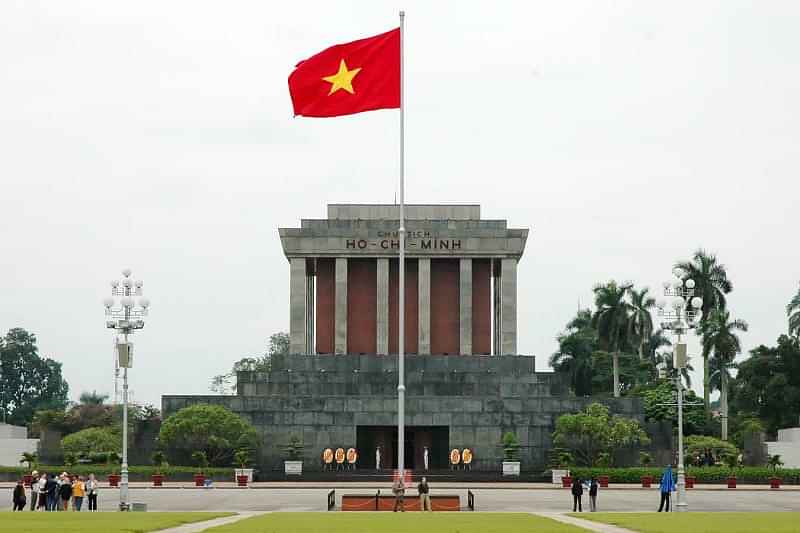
322,59,362,95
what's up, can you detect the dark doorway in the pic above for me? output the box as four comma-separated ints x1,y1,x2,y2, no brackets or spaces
356,425,449,470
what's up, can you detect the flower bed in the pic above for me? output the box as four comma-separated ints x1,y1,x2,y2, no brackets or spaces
569,466,800,485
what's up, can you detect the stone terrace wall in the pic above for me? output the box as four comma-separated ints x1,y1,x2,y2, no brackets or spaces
163,354,656,474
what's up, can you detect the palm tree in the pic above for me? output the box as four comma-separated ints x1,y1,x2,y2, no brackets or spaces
788,284,800,338
550,309,597,396
674,249,733,415
627,287,656,360
701,309,748,440
592,281,632,398
79,390,109,406
645,329,672,364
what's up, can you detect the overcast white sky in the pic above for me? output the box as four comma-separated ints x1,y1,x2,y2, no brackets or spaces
1,1,798,407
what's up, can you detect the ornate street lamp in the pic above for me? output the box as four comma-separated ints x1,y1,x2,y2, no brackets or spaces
656,272,702,512
103,269,150,511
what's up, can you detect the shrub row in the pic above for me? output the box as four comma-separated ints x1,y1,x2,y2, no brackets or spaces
0,464,234,480
568,466,800,484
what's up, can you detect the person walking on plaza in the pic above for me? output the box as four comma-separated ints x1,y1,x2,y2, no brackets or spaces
658,465,675,512
571,476,583,512
588,476,599,512
85,473,99,512
72,475,85,511
418,476,432,512
13,479,27,511
392,476,406,512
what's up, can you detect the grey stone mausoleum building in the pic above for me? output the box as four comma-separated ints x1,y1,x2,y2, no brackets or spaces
163,204,654,476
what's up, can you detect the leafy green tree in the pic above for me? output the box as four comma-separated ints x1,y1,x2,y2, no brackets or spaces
788,285,800,338
684,434,738,461
701,309,748,438
61,426,121,457
552,402,650,466
550,310,596,396
640,381,705,435
0,328,69,425
729,335,800,436
159,404,258,466
210,331,290,394
627,287,655,361
592,281,633,398
591,350,653,396
674,250,733,413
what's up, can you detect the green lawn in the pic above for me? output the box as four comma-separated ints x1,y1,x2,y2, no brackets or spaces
0,512,232,533
204,513,586,533
574,512,800,533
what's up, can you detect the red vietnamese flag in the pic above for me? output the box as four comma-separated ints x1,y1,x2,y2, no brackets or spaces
289,28,400,117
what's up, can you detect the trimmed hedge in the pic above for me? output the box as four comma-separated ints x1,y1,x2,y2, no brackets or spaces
0,464,234,481
569,466,800,485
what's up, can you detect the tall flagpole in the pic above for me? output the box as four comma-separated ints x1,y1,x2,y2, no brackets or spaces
397,9,406,481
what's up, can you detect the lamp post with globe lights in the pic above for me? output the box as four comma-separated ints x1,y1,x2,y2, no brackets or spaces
655,270,702,512
103,269,150,511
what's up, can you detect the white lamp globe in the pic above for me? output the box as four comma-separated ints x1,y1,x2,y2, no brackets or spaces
111,280,119,288
672,296,685,309
121,296,134,307
673,279,683,289
685,279,696,289
122,278,133,288
122,268,132,278
103,297,114,308
672,267,683,279
134,280,143,288
138,297,150,308
662,281,671,290
691,296,703,309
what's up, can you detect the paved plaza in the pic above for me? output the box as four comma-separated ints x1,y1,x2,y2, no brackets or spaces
3,484,799,513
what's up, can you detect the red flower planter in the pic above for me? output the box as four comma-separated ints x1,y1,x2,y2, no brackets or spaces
770,477,781,489
685,476,696,489
194,474,206,487
598,475,609,488
152,474,164,487
641,475,653,488
562,475,572,488
727,476,737,489
236,475,249,487
108,474,121,487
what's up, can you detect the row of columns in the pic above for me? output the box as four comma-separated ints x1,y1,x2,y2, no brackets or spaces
289,257,518,356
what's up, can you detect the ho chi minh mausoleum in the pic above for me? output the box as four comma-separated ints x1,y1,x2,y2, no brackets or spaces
163,204,658,477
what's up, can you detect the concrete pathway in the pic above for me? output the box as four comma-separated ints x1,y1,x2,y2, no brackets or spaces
534,513,637,533
154,512,266,533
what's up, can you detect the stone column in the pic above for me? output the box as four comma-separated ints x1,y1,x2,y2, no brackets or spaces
376,258,389,354
289,257,307,354
459,258,473,355
335,257,348,354
418,258,431,355
500,258,518,355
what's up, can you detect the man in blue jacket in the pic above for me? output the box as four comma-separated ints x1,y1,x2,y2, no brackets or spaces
657,465,676,512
